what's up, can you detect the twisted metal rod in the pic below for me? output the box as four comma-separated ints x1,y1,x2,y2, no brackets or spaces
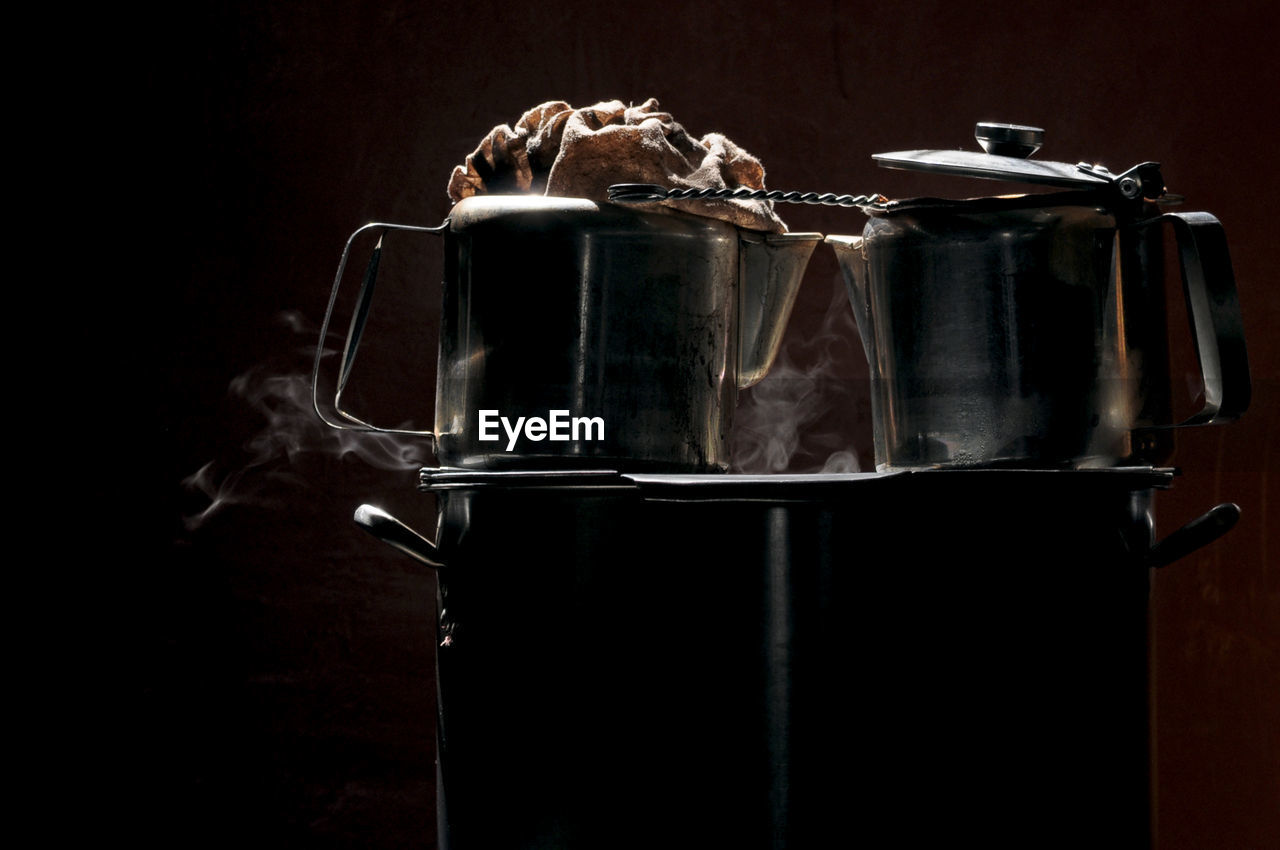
607,183,887,208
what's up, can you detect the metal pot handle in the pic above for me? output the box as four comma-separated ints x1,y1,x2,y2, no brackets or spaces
1146,502,1240,569
1158,211,1252,425
311,221,449,438
354,504,445,569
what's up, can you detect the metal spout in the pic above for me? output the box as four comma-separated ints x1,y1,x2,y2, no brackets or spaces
825,235,875,363
737,231,823,388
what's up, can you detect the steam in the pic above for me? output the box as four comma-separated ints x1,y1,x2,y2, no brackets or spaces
183,279,866,530
181,310,431,531
731,276,866,474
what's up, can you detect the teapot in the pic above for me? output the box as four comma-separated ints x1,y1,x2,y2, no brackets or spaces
314,195,821,472
827,123,1250,470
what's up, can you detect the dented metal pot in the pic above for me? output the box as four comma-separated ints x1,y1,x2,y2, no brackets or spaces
827,123,1251,471
315,195,820,472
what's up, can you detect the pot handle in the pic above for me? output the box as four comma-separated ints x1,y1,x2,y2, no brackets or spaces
1146,502,1240,569
311,221,449,438
1159,211,1252,425
354,504,445,569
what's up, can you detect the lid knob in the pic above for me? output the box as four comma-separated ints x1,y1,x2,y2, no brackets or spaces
975,123,1044,159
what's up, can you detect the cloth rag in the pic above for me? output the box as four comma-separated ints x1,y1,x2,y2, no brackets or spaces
447,98,788,233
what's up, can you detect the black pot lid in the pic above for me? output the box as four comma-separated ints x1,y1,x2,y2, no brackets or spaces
874,122,1170,202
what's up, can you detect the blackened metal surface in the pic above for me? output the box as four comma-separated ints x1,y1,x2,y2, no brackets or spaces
423,474,1163,848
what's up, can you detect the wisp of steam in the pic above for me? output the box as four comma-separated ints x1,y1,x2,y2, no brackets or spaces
732,276,864,474
181,310,430,531
184,277,864,529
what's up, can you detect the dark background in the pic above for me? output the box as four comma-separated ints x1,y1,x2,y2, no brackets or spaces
117,0,1276,846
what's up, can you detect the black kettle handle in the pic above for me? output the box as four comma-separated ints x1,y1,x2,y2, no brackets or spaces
1146,502,1240,569
1161,211,1252,425
354,504,445,569
311,221,448,438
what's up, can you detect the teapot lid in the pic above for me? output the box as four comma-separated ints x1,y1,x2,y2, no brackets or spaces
873,123,1171,204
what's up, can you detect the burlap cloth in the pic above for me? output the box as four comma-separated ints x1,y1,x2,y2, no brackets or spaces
447,98,788,233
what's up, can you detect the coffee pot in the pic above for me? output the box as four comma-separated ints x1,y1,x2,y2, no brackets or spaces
827,123,1251,470
314,195,821,472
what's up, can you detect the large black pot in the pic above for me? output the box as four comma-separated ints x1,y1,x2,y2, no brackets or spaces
357,469,1238,849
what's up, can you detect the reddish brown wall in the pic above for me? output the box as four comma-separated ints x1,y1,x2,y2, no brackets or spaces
129,1,1277,846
